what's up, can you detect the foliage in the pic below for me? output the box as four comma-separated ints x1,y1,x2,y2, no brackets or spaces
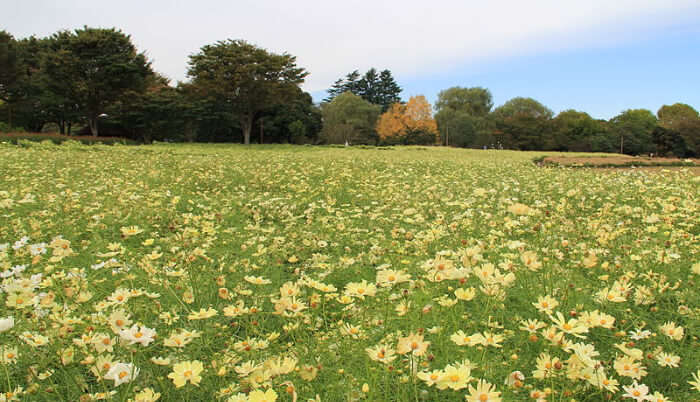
607,109,657,155
43,27,153,136
434,86,493,118
257,87,322,144
551,110,612,152
320,92,381,144
324,68,402,111
657,103,700,156
187,39,308,144
0,132,137,145
377,95,439,145
491,97,553,150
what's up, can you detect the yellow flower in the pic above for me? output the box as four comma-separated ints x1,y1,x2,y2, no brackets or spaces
533,295,558,314
507,203,531,215
130,387,161,402
396,332,430,356
365,344,397,364
120,226,143,237
248,388,277,402
659,322,684,341
436,363,472,390
465,379,502,402
454,287,476,301
188,308,218,320
168,360,204,388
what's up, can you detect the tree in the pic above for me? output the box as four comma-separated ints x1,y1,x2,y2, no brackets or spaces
376,70,402,111
491,97,553,150
0,31,18,104
434,87,493,118
187,40,307,144
657,103,699,156
551,110,610,152
258,87,322,144
608,109,656,155
319,92,381,144
657,103,699,130
42,27,152,136
435,109,479,147
376,95,438,145
434,87,493,147
324,68,402,111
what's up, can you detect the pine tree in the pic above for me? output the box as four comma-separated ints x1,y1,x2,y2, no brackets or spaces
324,68,402,110
377,69,402,111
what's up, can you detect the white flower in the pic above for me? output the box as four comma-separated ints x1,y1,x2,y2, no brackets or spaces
28,243,47,256
0,316,14,332
12,236,30,250
105,362,139,386
118,325,157,346
622,381,651,401
629,329,652,340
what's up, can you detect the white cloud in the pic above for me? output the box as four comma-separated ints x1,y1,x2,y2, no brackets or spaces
5,0,700,92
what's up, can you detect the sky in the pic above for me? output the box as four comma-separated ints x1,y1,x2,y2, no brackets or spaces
4,0,700,119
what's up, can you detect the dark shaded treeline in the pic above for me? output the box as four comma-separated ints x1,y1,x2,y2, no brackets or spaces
0,28,697,155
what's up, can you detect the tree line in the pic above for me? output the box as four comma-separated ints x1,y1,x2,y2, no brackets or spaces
0,27,697,156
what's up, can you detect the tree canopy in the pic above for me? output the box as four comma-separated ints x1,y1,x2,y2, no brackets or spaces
187,40,308,144
324,68,402,111
43,27,153,136
376,95,438,145
320,92,381,145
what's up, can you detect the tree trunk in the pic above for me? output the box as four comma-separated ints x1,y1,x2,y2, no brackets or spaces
67,122,72,135
88,115,98,137
59,120,66,135
241,114,253,145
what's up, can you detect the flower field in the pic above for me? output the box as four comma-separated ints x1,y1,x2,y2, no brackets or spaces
0,142,698,401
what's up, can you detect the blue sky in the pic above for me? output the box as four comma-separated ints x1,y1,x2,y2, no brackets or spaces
392,20,700,119
5,0,700,120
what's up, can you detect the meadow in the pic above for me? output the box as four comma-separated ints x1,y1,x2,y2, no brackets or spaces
0,141,698,402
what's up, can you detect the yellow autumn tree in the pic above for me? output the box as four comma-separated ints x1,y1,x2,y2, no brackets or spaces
376,95,439,144
376,103,407,142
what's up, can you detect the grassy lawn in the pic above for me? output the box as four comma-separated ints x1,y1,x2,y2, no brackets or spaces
0,142,698,401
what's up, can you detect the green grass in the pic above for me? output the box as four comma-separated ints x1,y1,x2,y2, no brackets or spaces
0,142,698,401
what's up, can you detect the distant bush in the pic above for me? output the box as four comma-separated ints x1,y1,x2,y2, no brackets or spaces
0,122,26,133
0,132,138,146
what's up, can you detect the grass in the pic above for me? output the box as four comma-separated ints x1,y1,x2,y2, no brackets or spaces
0,142,698,401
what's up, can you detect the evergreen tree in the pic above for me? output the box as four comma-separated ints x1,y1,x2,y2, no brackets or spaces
376,69,402,111
324,68,402,111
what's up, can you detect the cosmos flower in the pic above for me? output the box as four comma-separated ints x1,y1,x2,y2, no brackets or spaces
168,360,204,388
104,363,139,387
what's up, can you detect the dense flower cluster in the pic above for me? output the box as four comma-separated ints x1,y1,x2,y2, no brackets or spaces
0,142,697,400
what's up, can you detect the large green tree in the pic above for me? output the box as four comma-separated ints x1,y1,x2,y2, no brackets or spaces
608,109,656,155
491,97,553,150
552,110,611,152
657,103,699,156
319,92,381,144
258,87,322,144
0,31,18,104
434,87,493,147
434,86,493,118
42,27,152,136
187,40,308,144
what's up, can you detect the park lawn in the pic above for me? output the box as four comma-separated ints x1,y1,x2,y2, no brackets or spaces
0,141,698,401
